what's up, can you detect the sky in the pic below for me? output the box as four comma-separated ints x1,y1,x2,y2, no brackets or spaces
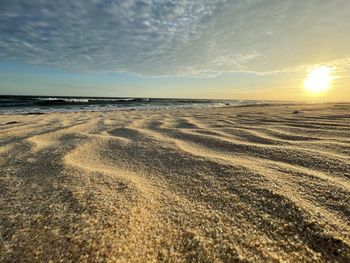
0,0,349,101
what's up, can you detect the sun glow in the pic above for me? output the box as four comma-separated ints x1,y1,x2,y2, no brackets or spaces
304,66,332,94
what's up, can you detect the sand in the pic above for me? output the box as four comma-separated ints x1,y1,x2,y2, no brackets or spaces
0,103,349,262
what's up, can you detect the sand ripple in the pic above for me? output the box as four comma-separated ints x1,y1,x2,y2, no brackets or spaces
1,103,350,262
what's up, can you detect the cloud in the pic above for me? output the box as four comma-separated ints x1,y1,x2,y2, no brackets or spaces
0,0,349,76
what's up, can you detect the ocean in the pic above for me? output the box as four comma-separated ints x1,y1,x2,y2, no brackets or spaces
0,95,265,114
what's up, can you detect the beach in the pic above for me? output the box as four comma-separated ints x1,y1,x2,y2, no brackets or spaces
1,103,349,262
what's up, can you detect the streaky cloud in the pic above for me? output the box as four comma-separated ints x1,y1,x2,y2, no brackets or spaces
0,0,349,76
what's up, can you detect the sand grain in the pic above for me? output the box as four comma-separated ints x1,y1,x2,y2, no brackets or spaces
1,103,350,262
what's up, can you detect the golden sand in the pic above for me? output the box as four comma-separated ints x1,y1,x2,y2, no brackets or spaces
0,103,349,262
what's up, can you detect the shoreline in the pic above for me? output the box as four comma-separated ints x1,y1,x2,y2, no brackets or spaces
0,101,342,116
0,95,310,115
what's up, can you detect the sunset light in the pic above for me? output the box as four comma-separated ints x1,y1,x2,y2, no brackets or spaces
1,1,350,261
304,66,332,94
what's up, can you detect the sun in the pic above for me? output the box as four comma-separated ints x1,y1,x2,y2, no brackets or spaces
304,66,332,94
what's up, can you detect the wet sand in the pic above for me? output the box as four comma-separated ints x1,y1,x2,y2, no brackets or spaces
1,103,350,262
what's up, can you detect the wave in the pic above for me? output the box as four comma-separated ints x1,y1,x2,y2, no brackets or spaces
0,96,285,114
38,98,90,103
